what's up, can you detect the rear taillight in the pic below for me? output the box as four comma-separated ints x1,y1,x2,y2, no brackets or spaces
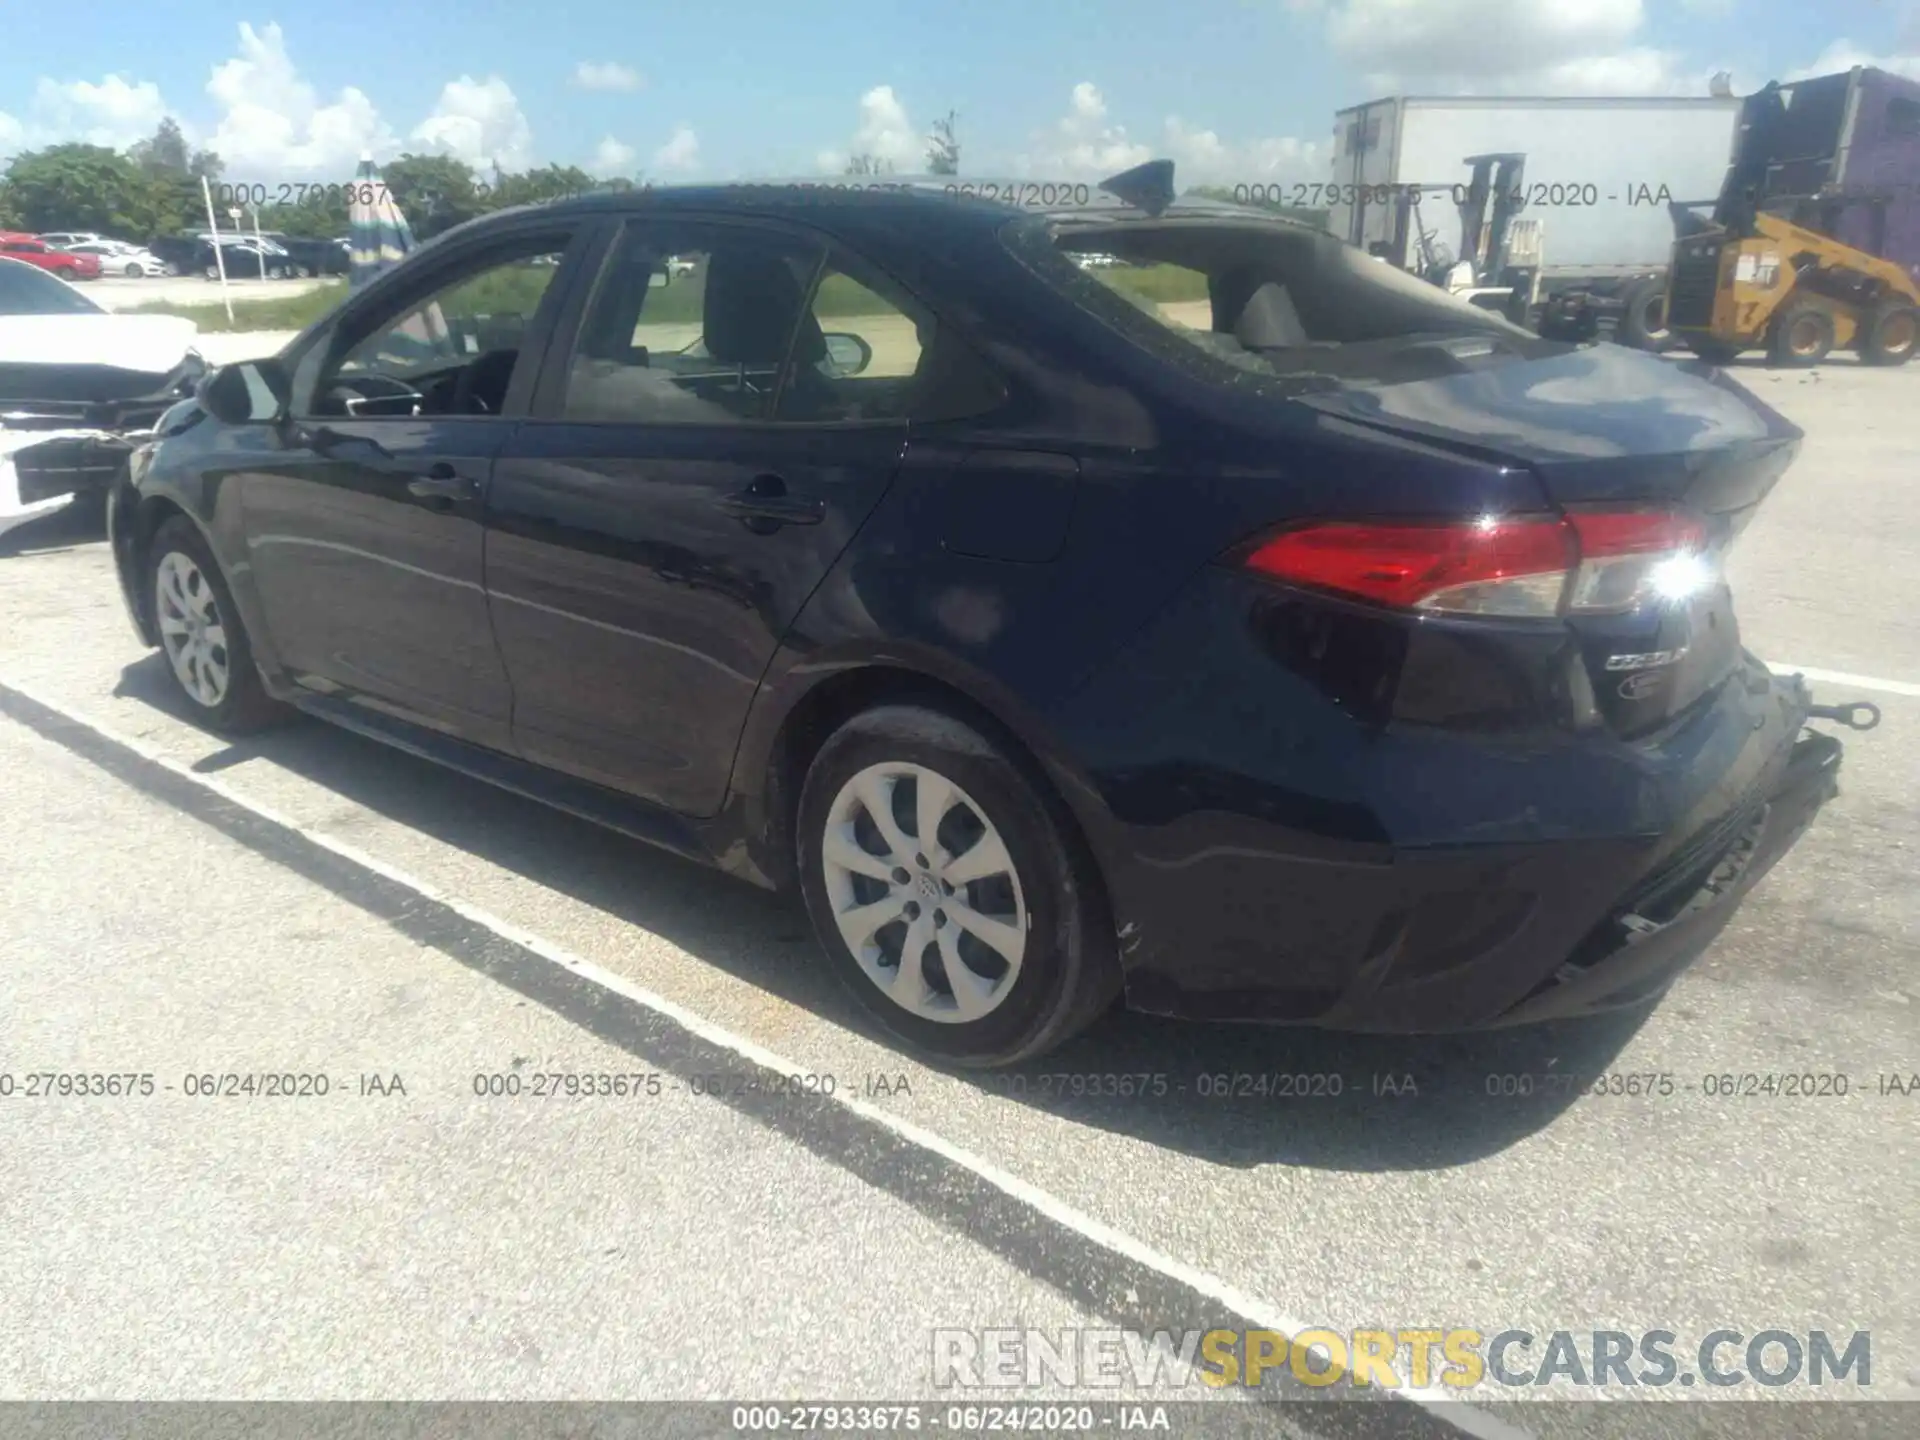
1239,510,1713,619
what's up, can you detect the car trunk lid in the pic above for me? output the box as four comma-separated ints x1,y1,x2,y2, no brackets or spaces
1292,344,1802,737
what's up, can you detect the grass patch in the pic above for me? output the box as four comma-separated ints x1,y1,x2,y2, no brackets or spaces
126,282,349,333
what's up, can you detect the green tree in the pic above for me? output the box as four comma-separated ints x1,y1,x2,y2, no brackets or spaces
0,143,177,239
380,153,484,237
926,111,960,175
128,117,191,176
118,118,225,240
488,162,600,207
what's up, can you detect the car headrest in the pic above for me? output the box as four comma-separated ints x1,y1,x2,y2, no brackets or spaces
1234,282,1309,349
703,251,825,366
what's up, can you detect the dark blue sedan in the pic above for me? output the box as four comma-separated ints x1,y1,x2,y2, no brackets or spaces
105,162,1864,1065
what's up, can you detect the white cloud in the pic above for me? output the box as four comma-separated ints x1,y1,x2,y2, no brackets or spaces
590,135,636,177
1315,0,1705,95
205,22,395,175
1014,84,1321,186
1784,42,1920,83
819,84,922,173
33,76,169,148
1019,82,1151,175
0,73,170,157
653,124,700,173
411,75,533,171
572,61,643,92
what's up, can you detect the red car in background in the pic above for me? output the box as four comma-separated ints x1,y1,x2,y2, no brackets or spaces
0,234,102,281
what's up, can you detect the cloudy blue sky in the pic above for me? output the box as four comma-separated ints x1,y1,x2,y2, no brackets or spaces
3,1,1916,186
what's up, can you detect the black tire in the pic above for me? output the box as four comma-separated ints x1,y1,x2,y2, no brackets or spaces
1767,300,1835,367
1684,336,1744,366
1618,277,1670,351
146,517,283,733
124,262,142,278
1859,299,1919,366
795,704,1120,1067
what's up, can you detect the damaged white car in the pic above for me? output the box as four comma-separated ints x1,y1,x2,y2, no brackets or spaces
1,256,207,540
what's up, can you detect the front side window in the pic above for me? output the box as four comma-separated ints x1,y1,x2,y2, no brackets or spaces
560,223,825,424
306,237,569,418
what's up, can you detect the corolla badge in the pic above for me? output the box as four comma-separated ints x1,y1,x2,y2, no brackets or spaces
1618,671,1669,701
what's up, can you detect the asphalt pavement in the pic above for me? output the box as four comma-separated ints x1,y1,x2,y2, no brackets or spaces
0,357,1915,1438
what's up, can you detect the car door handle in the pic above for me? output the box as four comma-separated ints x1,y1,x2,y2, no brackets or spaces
406,465,479,502
715,475,824,528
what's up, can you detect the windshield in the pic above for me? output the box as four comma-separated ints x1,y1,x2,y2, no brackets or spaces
0,257,104,316
1005,213,1558,389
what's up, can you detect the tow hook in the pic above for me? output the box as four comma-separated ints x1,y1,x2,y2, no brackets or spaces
1806,699,1882,732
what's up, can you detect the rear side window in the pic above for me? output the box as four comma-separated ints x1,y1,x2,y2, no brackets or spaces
774,260,935,424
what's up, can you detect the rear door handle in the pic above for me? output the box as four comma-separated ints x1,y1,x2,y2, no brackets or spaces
406,464,480,502
716,474,824,528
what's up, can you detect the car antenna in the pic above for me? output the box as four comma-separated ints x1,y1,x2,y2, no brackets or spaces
1098,159,1174,217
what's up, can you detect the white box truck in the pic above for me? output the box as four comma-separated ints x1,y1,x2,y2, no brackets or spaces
1326,95,1744,347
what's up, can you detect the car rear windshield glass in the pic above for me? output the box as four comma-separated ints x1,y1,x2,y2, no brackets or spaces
0,259,104,316
1003,214,1555,390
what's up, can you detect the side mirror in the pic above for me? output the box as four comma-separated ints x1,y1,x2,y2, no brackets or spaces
197,358,291,425
820,331,873,378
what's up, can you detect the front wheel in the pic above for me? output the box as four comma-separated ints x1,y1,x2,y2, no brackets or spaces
147,517,283,733
124,262,143,278
1767,300,1836,367
796,704,1120,1067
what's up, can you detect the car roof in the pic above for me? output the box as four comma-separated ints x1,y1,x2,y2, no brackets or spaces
428,160,1319,244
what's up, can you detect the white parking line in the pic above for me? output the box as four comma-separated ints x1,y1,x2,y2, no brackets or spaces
1768,664,1920,699
0,674,1538,1440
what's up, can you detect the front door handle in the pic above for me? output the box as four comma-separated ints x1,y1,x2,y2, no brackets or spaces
406,464,479,502
715,474,825,529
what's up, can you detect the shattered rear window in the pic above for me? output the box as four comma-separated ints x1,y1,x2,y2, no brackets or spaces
1002,213,1553,392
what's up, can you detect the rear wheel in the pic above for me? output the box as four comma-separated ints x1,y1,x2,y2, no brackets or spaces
123,261,142,278
796,704,1120,1067
147,517,282,733
1767,300,1835,367
1859,299,1919,366
1617,277,1671,351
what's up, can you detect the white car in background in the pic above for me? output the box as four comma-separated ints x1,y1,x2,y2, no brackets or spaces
0,257,205,540
36,231,108,250
58,240,173,278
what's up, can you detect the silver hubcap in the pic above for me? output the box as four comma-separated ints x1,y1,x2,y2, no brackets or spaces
155,551,230,708
821,762,1028,1024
